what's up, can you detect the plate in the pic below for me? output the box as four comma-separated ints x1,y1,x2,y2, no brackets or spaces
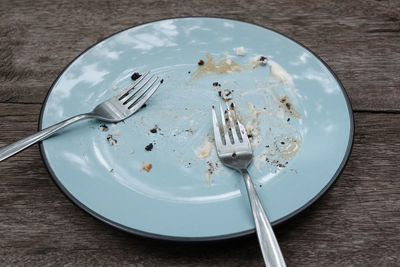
39,17,353,241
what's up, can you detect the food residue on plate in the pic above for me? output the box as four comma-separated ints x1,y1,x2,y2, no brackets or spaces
195,137,214,159
99,124,109,132
190,53,244,81
145,143,154,151
106,134,117,146
150,125,159,133
204,161,218,186
274,136,301,159
142,162,152,172
112,84,118,90
251,55,268,68
245,103,266,148
280,96,301,118
130,149,135,154
234,46,246,56
268,60,293,85
218,89,233,101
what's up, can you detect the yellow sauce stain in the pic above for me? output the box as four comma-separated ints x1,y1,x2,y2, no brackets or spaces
190,53,244,81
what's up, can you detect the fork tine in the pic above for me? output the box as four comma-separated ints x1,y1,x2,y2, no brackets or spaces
230,102,251,145
128,78,162,112
117,71,150,100
225,102,240,144
122,75,156,105
212,105,224,149
119,73,153,102
219,103,230,145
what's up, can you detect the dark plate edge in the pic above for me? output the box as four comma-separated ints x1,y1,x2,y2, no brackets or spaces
38,16,355,242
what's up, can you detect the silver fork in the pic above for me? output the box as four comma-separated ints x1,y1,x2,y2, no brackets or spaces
212,103,286,267
0,72,162,162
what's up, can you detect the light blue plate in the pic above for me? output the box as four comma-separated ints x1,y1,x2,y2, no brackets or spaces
39,17,353,241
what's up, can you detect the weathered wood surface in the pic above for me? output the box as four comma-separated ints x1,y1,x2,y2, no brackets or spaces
0,0,399,266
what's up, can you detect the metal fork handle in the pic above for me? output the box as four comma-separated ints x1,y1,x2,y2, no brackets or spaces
241,169,286,267
0,113,93,162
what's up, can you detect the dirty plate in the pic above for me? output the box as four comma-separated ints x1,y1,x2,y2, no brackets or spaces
39,17,353,241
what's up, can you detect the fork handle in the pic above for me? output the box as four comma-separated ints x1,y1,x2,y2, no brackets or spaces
0,113,93,162
241,169,286,267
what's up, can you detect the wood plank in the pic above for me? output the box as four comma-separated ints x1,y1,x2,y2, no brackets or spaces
0,109,399,266
0,0,399,111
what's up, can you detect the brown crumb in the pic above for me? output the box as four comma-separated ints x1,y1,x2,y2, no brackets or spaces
198,59,205,66
106,134,117,146
278,163,285,168
145,143,153,151
131,72,141,80
259,56,268,65
141,103,147,109
213,82,221,87
150,125,158,133
142,162,152,172
232,152,237,158
99,124,109,132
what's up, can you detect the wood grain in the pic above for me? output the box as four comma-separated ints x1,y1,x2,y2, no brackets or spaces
0,0,399,266
0,0,399,111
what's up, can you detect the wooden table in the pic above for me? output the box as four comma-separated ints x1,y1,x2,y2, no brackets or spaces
1,1,399,266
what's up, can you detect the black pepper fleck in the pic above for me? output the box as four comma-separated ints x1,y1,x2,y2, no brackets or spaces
145,143,153,151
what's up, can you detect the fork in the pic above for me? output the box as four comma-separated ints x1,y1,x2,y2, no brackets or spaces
212,103,286,267
0,72,162,162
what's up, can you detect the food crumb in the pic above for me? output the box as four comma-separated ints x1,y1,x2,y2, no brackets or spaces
113,132,121,136
106,134,117,146
130,149,135,154
198,59,205,66
99,124,109,132
150,125,158,133
259,56,268,65
112,84,118,90
188,71,191,74
219,89,232,101
234,46,246,56
145,143,154,151
213,82,221,87
142,162,152,172
131,72,141,80
141,103,147,109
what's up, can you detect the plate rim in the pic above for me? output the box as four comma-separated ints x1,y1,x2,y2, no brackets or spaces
38,16,354,242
